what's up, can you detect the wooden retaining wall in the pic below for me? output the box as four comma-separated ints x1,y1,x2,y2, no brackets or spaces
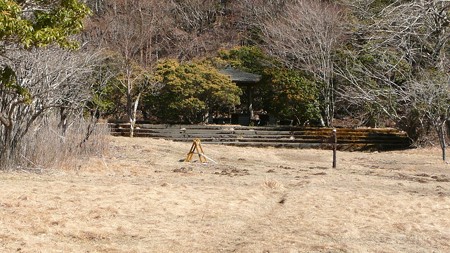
108,123,412,151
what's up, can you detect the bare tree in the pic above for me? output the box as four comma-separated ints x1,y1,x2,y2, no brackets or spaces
85,0,172,67
167,0,244,60
84,0,172,136
367,0,450,70
0,47,99,168
336,49,410,126
407,74,450,160
338,0,449,159
257,0,345,126
339,63,449,159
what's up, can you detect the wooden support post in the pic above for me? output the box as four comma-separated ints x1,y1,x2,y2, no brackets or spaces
332,128,337,168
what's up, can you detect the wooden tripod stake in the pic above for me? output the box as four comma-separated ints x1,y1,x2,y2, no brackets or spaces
185,139,207,163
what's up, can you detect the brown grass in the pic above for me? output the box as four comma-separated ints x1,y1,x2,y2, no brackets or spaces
1,136,449,252
16,117,109,170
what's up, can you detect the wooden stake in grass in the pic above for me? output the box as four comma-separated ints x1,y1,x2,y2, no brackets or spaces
332,129,337,168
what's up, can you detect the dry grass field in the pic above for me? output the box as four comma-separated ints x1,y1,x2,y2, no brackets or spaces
1,136,450,252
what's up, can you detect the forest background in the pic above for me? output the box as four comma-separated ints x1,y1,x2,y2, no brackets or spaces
0,0,449,169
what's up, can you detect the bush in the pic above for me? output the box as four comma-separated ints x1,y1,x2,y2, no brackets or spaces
3,115,109,170
144,59,241,123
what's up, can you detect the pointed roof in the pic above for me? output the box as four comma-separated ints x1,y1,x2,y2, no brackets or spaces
219,67,261,84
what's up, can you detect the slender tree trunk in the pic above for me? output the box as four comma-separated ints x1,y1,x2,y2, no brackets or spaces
437,122,447,162
131,92,141,137
127,92,134,138
58,107,69,137
1,125,14,169
125,66,135,138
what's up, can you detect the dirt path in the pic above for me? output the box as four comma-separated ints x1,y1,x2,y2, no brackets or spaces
1,137,449,252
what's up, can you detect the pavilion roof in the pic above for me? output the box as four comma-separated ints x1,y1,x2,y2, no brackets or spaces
219,67,261,84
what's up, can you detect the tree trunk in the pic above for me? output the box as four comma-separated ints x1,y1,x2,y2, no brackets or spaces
58,107,69,137
437,122,447,162
0,125,14,169
130,92,141,138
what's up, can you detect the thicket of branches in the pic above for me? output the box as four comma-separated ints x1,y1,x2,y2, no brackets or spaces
0,0,105,169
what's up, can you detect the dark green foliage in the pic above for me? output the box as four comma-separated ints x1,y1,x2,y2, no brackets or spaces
217,46,273,74
216,46,322,125
144,59,241,123
264,68,321,125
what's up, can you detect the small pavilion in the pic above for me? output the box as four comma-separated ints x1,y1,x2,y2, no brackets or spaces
220,67,261,125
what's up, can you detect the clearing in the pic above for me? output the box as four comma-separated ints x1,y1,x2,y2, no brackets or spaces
1,137,449,252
